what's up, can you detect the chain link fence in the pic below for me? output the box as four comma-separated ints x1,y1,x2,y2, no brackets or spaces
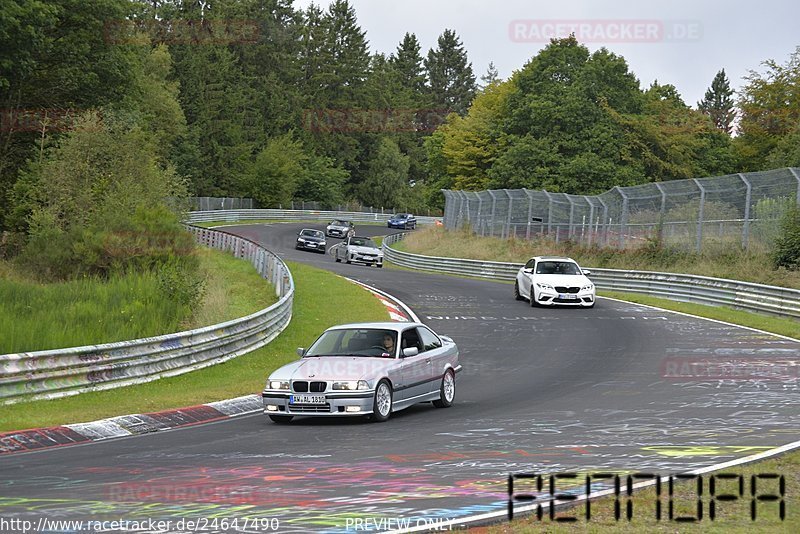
189,197,254,211
443,168,800,252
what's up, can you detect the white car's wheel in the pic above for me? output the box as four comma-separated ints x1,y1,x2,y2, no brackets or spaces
530,288,538,307
514,281,524,301
433,370,455,408
371,380,392,422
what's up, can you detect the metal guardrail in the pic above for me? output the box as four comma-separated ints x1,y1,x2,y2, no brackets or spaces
185,209,441,226
383,233,800,320
0,226,294,405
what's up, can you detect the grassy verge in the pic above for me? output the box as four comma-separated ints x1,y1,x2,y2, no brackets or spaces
482,448,798,533
0,261,388,431
401,226,800,289
0,249,277,354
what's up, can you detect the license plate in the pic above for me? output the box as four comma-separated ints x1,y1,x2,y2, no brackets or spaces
558,294,577,300
290,394,326,405
307,243,317,247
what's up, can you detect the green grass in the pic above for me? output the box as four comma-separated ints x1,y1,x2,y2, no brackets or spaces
484,448,798,533
0,261,388,431
0,249,277,354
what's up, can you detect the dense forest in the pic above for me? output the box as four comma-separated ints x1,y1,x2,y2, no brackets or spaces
2,0,800,235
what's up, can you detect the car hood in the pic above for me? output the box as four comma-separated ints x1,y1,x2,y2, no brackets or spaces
533,274,591,287
270,357,395,381
348,245,381,254
327,225,348,230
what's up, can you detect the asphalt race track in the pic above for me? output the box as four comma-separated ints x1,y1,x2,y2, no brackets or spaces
1,222,798,533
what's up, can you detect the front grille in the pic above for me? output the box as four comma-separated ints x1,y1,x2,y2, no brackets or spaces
554,297,580,303
292,381,326,392
289,404,331,413
554,286,580,294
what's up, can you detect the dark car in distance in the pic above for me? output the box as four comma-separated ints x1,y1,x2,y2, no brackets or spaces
296,229,327,253
387,213,417,230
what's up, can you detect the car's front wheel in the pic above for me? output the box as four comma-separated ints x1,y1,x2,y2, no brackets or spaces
514,281,524,301
269,415,293,424
530,288,538,307
432,370,455,408
371,380,392,422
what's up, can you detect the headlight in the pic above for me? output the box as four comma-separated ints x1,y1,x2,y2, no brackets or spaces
332,380,369,390
268,380,289,390
297,238,306,243
582,284,594,291
536,283,554,290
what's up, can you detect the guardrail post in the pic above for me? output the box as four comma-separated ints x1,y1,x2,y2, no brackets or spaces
692,179,706,253
738,173,753,249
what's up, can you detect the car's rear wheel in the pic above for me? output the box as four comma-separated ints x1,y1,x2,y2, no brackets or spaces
432,370,455,408
269,415,293,424
371,380,392,422
514,281,523,301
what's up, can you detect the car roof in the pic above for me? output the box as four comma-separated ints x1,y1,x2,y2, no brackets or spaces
530,256,578,262
325,322,426,332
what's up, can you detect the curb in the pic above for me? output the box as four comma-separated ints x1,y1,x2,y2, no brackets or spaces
0,284,415,456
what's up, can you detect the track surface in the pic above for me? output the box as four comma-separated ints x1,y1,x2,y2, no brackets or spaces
1,222,798,532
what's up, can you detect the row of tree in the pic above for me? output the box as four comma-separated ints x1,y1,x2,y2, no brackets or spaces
2,0,799,238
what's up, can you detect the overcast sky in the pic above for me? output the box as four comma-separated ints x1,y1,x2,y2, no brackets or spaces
294,0,799,106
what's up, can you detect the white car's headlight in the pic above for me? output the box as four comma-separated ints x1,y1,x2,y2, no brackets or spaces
268,380,289,390
332,380,369,390
536,283,554,290
297,238,306,243
582,284,594,291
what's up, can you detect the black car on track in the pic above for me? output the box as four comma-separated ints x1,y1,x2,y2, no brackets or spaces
387,213,417,230
296,229,328,253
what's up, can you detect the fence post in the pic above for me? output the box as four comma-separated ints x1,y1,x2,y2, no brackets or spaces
738,173,753,249
596,197,609,246
790,168,800,204
543,190,553,239
488,190,498,237
476,193,484,236
567,196,576,239
524,189,534,239
585,196,595,246
614,186,628,249
654,182,667,243
692,178,706,253
504,189,513,239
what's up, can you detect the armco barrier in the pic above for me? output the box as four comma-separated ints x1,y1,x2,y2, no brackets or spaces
185,209,440,226
383,232,800,319
0,226,293,405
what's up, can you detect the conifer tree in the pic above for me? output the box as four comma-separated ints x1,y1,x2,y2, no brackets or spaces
697,69,736,135
424,29,477,115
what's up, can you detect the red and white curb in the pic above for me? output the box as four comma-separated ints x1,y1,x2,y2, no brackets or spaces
0,285,418,455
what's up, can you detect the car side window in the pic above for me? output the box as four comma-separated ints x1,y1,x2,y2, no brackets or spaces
525,259,535,270
417,327,442,352
400,329,423,354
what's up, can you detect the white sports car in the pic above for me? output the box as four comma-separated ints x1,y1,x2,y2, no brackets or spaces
514,256,595,307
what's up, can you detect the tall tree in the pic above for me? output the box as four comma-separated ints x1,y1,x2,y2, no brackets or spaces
359,137,409,209
735,47,800,171
390,33,427,96
479,61,499,89
425,29,476,115
697,69,736,135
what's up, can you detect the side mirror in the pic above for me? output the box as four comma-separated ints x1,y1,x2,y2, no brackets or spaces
296,347,306,357
523,268,533,274
582,269,592,276
402,347,419,357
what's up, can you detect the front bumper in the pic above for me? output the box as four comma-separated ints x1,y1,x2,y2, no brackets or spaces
262,390,375,416
296,241,327,252
536,290,595,306
348,253,383,266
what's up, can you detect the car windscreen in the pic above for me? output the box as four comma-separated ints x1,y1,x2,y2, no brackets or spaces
393,213,408,219
331,220,346,226
305,329,397,357
350,238,376,248
535,261,581,275
300,230,323,237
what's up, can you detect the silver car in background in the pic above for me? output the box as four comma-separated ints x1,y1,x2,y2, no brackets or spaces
514,256,595,307
262,322,461,423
